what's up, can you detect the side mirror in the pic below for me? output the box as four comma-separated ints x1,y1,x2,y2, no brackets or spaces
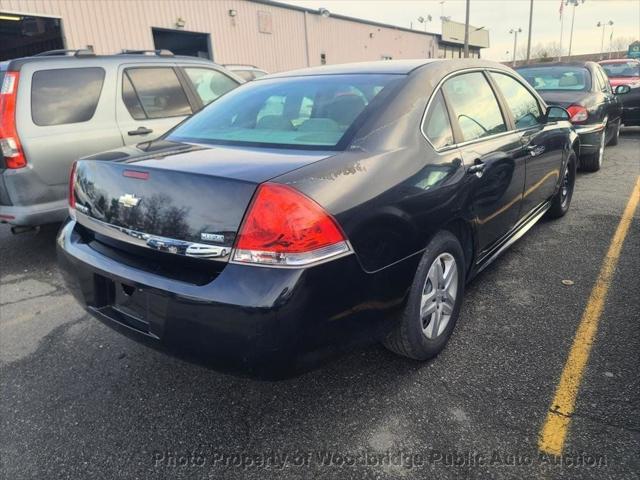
545,106,570,122
614,84,631,95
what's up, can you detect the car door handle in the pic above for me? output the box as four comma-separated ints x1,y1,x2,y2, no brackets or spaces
128,127,153,136
526,144,546,156
467,159,486,176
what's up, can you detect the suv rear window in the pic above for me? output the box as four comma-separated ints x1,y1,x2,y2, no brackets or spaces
122,67,192,120
168,74,399,149
31,67,105,126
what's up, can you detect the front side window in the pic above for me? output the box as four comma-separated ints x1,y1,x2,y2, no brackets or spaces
168,74,400,149
184,68,238,106
424,91,454,150
491,72,542,129
31,67,105,126
442,72,506,142
122,67,192,120
517,66,591,91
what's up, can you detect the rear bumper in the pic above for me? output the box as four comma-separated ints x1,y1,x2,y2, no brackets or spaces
57,219,417,378
574,121,606,154
0,199,67,226
1,165,67,226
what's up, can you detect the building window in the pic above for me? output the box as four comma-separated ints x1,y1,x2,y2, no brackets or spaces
258,11,272,34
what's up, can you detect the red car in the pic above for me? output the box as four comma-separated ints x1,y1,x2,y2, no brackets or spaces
600,59,640,126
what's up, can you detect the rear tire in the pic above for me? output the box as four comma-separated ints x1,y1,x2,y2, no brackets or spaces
580,126,606,172
546,150,576,219
383,231,465,361
608,119,621,146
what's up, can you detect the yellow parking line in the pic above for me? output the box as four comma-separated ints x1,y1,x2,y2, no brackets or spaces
539,176,640,456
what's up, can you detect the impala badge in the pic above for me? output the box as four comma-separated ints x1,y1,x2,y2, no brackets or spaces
118,193,140,208
201,232,225,243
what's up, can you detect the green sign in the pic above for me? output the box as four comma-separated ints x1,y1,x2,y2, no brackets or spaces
628,41,640,59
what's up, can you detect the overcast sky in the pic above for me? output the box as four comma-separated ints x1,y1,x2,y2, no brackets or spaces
283,0,640,61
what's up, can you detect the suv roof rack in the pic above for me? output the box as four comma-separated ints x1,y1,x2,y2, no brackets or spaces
119,49,174,57
33,49,95,57
224,64,259,68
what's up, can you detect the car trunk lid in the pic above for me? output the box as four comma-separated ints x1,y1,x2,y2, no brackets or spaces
73,143,335,259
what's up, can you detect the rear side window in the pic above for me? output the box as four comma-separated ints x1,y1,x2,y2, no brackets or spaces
183,68,238,106
123,68,192,120
442,72,506,142
233,70,255,82
490,72,542,129
31,67,105,126
424,91,454,150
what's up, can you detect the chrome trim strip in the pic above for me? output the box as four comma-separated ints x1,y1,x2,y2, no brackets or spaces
573,121,606,135
476,201,550,274
75,211,231,262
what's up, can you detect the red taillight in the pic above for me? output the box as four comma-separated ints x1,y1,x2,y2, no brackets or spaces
0,72,26,169
68,161,77,212
566,105,588,124
233,183,349,266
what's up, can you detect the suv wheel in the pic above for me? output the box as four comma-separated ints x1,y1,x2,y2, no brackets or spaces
383,231,465,361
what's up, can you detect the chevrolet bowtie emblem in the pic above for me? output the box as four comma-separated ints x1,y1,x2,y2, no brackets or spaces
118,193,141,208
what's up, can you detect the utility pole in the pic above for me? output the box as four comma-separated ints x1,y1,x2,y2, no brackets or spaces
510,28,522,67
526,0,534,63
463,0,470,58
567,0,585,58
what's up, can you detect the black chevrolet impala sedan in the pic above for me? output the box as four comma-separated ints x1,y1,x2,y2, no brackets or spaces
58,59,579,378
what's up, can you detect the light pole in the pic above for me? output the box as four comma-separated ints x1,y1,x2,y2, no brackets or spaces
596,20,614,60
417,14,432,32
566,0,585,58
463,0,470,58
526,0,534,63
509,28,522,67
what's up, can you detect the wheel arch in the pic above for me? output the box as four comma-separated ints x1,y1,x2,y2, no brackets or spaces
441,218,475,278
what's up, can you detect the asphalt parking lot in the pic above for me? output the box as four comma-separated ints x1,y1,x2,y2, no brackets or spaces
1,130,639,479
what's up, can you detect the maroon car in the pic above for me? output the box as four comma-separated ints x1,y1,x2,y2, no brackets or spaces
600,59,640,127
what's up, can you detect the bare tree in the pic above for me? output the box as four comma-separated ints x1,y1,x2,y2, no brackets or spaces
519,41,563,61
610,36,634,53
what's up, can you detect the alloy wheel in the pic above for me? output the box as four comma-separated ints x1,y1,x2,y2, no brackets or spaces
560,163,572,209
420,253,458,339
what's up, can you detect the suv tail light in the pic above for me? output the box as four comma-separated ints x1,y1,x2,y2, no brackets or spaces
233,183,350,266
0,72,26,169
566,105,588,124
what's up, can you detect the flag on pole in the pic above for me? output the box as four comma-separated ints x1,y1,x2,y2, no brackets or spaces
559,0,564,20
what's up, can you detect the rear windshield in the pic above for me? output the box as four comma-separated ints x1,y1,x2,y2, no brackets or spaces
517,66,591,91
601,61,640,78
168,74,401,149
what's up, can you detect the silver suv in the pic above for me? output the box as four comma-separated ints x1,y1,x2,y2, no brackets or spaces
0,49,242,230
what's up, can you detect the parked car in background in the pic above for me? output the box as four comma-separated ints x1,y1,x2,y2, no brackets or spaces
517,61,629,172
58,59,578,378
224,64,268,81
0,49,243,231
599,58,640,127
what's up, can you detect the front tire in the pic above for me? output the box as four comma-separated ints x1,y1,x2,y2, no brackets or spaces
546,150,577,219
383,231,465,361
